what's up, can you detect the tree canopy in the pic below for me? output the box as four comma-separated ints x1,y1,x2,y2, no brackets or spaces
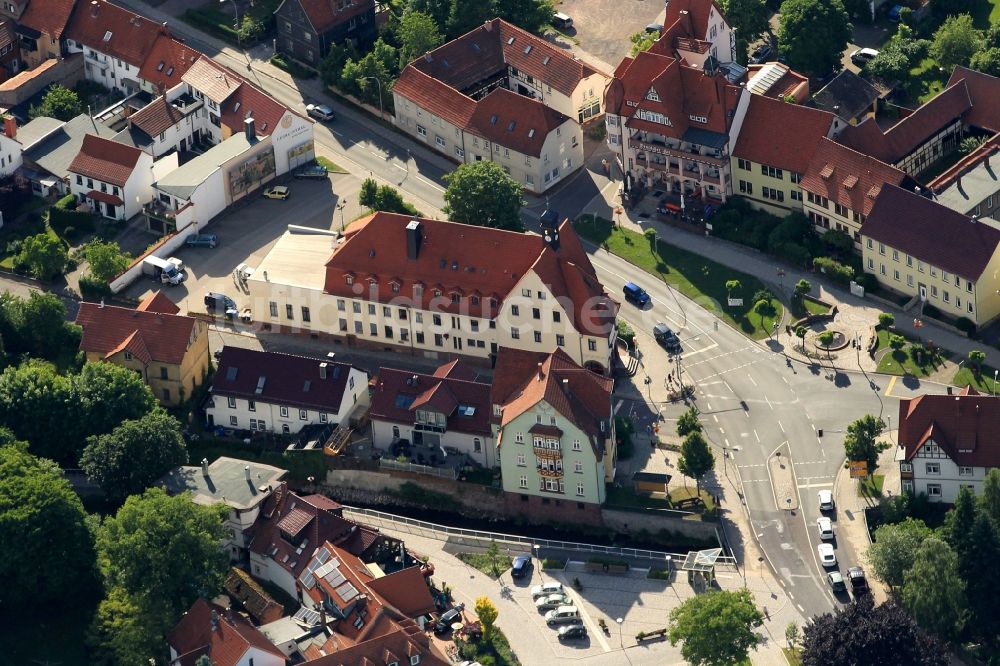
721,0,770,63
901,537,966,640
0,291,80,362
843,414,888,473
970,46,1000,77
930,14,982,71
0,444,98,615
678,431,715,493
446,0,496,39
397,10,444,68
496,0,554,34
801,597,947,666
17,232,68,280
667,588,764,666
777,0,852,75
29,85,83,121
443,161,525,231
80,240,131,284
869,518,932,589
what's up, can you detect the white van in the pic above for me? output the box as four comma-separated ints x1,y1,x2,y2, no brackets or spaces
552,12,573,29
142,256,185,285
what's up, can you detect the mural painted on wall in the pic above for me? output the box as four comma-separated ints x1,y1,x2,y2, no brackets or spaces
287,140,315,169
228,146,276,198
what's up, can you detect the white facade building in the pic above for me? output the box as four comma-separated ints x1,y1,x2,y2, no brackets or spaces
68,134,154,220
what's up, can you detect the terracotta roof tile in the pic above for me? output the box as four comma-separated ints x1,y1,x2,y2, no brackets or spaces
370,361,492,436
467,87,569,157
17,0,75,39
801,137,907,217
136,290,180,314
392,67,476,129
733,95,834,173
65,0,165,68
139,35,200,91
297,0,374,35
947,66,1000,133
366,566,436,618
219,81,288,137
898,387,1000,468
168,598,285,666
863,184,1000,281
68,134,143,187
85,189,124,206
663,0,725,39
75,301,199,365
181,57,241,104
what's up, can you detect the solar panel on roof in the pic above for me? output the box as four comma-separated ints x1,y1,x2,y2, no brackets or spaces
301,573,316,589
336,582,359,601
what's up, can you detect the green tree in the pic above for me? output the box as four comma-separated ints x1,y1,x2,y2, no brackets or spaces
878,312,895,329
29,85,83,121
678,431,715,494
869,518,932,589
930,14,982,71
629,31,657,56
721,0,770,63
236,15,264,42
17,232,67,280
443,161,525,231
968,349,986,373
0,360,77,463
668,589,764,666
794,279,812,299
408,0,452,28
88,586,163,665
2,290,79,358
958,513,1000,648
194,656,217,666
340,39,399,110
475,596,499,639
777,0,852,75
496,0,554,34
94,488,228,653
485,540,502,577
822,228,854,253
0,443,98,614
80,412,188,502
902,537,966,640
319,41,356,86
725,279,742,298
818,330,835,360
980,468,1000,523
446,0,496,39
844,414,888,474
74,362,158,454
676,406,702,437
754,298,773,334
397,10,444,67
785,621,800,649
795,326,807,348
81,239,131,283
359,177,378,209
888,334,906,352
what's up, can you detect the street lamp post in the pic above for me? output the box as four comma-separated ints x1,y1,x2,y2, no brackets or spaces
533,544,541,581
361,76,384,120
337,202,346,232
221,0,252,69
616,617,632,664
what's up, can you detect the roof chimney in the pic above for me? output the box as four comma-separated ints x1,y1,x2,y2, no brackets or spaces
972,214,978,224
90,0,100,17
201,457,209,474
537,362,544,380
319,362,328,379
210,609,220,631
244,465,251,481
406,220,422,260
99,298,105,308
2,115,15,139
244,117,256,142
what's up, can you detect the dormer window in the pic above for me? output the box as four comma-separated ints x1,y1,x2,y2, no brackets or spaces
367,277,378,286
434,289,442,297
345,274,354,285
471,295,480,306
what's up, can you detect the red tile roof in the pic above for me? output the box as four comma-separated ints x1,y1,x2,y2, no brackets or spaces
75,301,200,365
801,137,907,217
213,347,361,414
182,57,241,104
308,620,448,666
17,0,75,39
663,0,726,41
219,81,288,137
65,0,165,68
467,87,569,157
863,184,1000,281
366,565,436,618
432,359,479,381
324,213,615,335
139,35,200,92
168,598,286,666
130,95,186,137
838,81,972,165
947,66,1000,133
68,134,143,187
297,0,375,36
898,387,1000,468
392,67,476,130
492,347,613,455
136,290,180,314
370,361,492,436
733,95,834,173
85,189,123,206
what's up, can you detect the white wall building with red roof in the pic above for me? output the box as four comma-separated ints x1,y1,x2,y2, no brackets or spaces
68,133,154,219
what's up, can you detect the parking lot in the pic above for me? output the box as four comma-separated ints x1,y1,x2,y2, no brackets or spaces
123,172,361,315
551,0,665,68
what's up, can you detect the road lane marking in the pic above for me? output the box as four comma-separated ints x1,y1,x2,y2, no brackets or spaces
797,482,834,489
778,420,785,434
797,604,805,613
573,598,611,652
885,376,898,397
748,375,758,386
766,396,774,410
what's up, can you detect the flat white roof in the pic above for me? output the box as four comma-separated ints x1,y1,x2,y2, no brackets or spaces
249,228,336,292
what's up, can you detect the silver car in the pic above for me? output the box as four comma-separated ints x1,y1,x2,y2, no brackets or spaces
545,605,580,626
535,593,571,611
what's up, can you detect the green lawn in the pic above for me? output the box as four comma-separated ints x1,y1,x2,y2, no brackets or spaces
575,215,783,339
606,485,673,510
953,364,1000,394
783,648,803,665
316,156,348,173
791,296,831,319
874,329,948,377
857,474,885,498
456,552,513,579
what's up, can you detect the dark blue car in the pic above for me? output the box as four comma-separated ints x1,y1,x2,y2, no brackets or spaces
511,554,532,578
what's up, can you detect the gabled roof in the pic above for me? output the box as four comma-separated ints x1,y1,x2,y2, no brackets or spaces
182,57,241,104
65,0,165,68
68,134,143,187
138,35,200,91
168,598,286,666
129,95,187,137
811,70,880,122
135,290,179,314
433,359,479,381
370,361,492,436
17,0,74,39
467,87,569,157
392,67,476,130
898,387,1000,468
663,0,726,41
23,113,115,180
219,81,288,137
224,567,283,624
14,116,63,150
863,184,1000,281
322,213,616,336
75,300,199,365
290,0,374,35
492,347,613,456
947,66,1000,133
838,81,972,165
734,95,834,173
212,347,363,414
366,565,436,618
800,137,908,217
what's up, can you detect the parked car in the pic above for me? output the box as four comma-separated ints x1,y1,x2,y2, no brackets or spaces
434,604,465,634
511,554,532,578
306,103,335,121
293,164,329,179
531,581,565,599
818,543,837,567
654,322,681,353
263,185,289,200
850,48,879,67
558,624,588,640
827,571,847,592
535,593,571,611
185,233,218,248
623,282,651,307
818,489,835,512
545,606,580,626
817,516,834,540
749,44,773,64
142,256,185,285
645,23,663,33
551,12,573,29
848,566,869,596
204,292,236,312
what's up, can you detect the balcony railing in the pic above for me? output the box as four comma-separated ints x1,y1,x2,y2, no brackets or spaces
533,445,562,459
629,138,726,167
537,466,564,479
144,202,176,221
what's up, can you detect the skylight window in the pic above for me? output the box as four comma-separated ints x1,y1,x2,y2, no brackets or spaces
166,67,174,76
507,37,515,45
234,101,241,112
490,114,498,125
542,56,550,65
524,45,532,54
458,405,476,417
103,31,113,42
507,120,516,131
528,129,535,138
156,61,165,71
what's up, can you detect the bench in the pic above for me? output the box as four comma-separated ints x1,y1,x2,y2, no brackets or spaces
672,497,703,510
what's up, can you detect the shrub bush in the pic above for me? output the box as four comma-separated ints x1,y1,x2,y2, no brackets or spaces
858,272,879,292
269,54,317,79
813,256,855,284
48,205,94,236
79,274,112,299
54,194,76,210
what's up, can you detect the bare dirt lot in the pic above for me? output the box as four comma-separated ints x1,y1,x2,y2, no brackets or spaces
552,0,666,69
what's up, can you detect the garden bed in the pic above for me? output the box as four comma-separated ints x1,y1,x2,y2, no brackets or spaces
456,552,512,579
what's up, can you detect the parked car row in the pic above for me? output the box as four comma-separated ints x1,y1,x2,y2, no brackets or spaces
529,581,587,641
816,490,870,599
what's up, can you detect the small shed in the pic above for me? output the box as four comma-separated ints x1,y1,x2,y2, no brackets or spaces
632,471,671,495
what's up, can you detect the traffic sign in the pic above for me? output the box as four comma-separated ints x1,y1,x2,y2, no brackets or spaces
849,460,868,479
